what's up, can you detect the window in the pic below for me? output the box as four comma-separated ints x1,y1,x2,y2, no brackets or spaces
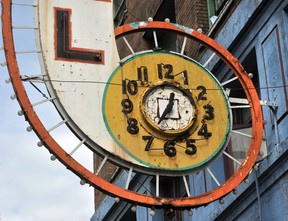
207,0,228,26
113,0,127,27
226,48,267,174
143,0,177,51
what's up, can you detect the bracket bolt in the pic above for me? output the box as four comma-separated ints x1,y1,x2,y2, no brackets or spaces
148,17,153,22
26,126,33,132
248,73,253,79
50,155,57,161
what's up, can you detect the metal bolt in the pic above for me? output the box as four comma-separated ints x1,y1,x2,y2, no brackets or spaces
131,205,137,212
248,73,253,79
50,155,57,161
18,110,24,116
148,17,153,22
1,61,7,67
10,94,16,100
259,151,264,157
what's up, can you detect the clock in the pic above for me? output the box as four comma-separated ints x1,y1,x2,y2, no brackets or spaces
103,51,231,171
2,0,263,209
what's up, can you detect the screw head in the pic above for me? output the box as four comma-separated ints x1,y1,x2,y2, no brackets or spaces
131,205,137,212
248,73,253,79
148,17,153,22
50,155,57,161
149,209,155,216
219,198,224,204
1,61,7,67
26,126,33,132
18,110,24,116
10,94,16,100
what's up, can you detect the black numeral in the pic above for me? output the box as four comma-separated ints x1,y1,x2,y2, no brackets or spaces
121,99,133,114
127,118,139,135
158,63,174,79
122,80,138,95
164,141,177,157
203,104,214,120
137,66,148,82
185,139,197,155
143,136,154,151
197,85,207,101
198,123,212,138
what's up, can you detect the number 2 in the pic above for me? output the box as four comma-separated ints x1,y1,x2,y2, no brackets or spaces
197,85,207,101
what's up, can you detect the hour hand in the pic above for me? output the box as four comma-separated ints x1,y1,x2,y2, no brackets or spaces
158,92,175,124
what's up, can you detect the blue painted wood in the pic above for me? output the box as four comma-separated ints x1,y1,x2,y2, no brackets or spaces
261,27,287,120
191,0,288,220
189,170,206,196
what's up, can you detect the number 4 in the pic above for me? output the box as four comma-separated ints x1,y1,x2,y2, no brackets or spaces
198,123,212,138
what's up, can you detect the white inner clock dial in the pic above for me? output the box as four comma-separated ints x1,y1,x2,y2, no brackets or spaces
143,85,195,131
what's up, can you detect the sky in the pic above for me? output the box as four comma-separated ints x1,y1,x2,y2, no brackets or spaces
0,2,95,221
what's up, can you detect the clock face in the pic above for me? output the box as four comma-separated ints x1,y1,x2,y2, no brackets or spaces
103,51,231,171
2,0,263,205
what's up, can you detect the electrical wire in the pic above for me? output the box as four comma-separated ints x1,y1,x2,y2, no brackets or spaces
40,78,288,92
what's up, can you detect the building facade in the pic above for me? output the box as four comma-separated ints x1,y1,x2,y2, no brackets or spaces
91,0,288,220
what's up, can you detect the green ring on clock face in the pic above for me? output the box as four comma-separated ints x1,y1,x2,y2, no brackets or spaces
102,51,231,171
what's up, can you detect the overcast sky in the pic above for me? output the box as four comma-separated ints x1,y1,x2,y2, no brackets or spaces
0,4,95,221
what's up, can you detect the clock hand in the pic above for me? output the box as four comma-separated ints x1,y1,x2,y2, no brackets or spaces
158,92,175,124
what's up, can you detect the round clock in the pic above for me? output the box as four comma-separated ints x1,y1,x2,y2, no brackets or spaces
103,52,231,171
2,0,263,210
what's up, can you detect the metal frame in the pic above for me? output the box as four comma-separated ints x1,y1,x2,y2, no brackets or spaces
2,0,263,209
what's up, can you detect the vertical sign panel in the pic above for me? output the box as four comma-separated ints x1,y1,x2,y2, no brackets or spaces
38,0,133,162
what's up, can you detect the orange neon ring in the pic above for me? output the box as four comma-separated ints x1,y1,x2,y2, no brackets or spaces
2,0,263,208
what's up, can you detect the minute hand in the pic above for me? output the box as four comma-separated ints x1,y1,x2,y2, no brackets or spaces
158,92,175,124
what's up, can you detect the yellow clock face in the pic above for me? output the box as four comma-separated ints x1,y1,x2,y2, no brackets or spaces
103,52,231,171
